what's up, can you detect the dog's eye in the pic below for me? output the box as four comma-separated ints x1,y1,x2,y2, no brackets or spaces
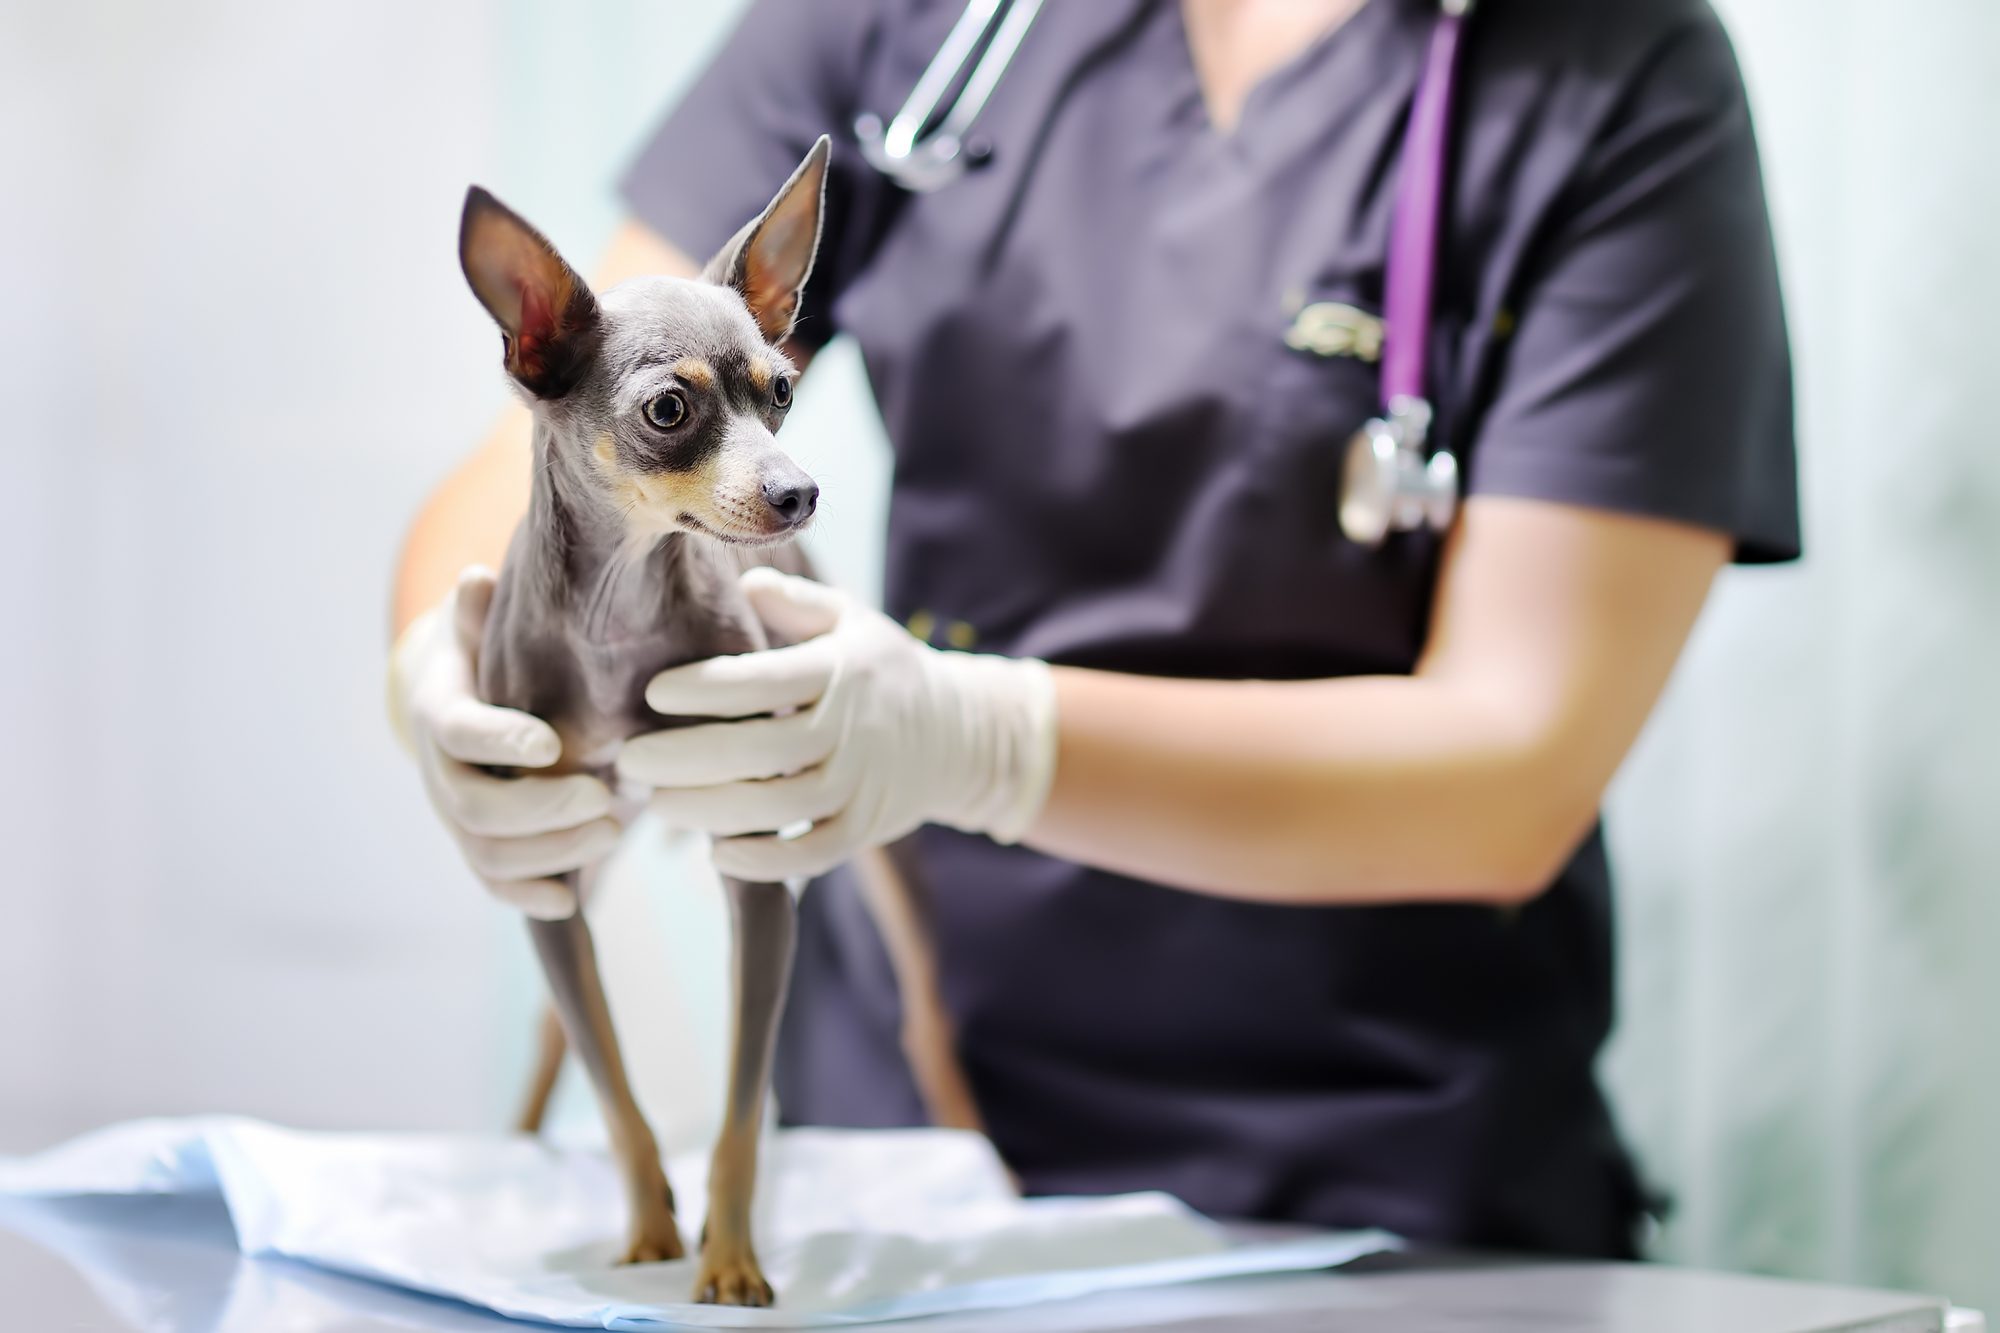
772,375,793,409
643,392,687,430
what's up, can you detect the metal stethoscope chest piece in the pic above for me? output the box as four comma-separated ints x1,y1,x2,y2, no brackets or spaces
1341,396,1459,548
859,0,1472,545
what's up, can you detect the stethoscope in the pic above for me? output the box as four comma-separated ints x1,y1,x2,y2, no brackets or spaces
855,0,1048,194
856,0,1474,546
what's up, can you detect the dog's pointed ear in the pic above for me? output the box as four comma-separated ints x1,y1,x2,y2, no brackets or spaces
459,187,601,399
704,136,830,344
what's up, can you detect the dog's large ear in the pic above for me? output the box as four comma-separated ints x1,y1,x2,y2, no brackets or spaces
459,187,601,399
703,136,830,344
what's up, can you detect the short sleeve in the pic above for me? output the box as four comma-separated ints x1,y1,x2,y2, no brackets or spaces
1465,14,1800,563
619,0,887,352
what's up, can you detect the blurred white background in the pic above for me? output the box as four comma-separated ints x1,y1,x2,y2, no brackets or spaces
1,0,1995,1317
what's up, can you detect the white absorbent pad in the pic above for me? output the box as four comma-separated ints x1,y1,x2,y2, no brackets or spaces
0,1117,1398,1329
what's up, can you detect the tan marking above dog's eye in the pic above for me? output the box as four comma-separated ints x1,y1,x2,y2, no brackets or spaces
643,391,687,430
673,357,716,390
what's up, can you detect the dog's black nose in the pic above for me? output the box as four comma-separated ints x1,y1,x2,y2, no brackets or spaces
761,477,819,524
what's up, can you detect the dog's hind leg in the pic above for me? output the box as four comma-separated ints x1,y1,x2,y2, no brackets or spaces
513,1004,566,1135
526,873,683,1265
694,877,795,1307
855,841,987,1135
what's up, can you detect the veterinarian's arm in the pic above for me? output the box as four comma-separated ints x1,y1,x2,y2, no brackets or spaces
630,496,1724,907
390,220,700,633
1028,497,1727,904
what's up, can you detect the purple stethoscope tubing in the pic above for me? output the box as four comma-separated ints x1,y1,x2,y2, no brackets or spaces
1341,0,1472,546
1381,0,1468,411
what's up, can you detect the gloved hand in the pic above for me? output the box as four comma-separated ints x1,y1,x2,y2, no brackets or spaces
388,567,622,919
619,568,1058,882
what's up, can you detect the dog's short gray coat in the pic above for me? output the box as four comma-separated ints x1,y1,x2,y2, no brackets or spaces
456,140,982,1307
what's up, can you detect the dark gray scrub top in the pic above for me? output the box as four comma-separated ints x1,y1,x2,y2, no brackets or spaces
623,0,1798,1258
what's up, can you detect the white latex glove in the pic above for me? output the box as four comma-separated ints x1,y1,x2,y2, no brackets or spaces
618,568,1058,882
388,567,621,919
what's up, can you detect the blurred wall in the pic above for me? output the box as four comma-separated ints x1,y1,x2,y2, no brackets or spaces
1603,0,2000,1314
1,0,1996,1318
0,0,517,1147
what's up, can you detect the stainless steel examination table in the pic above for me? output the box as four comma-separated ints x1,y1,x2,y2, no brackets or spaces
0,1195,1980,1332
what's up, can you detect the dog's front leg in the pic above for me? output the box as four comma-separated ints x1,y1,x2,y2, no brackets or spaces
696,876,796,1307
525,876,684,1265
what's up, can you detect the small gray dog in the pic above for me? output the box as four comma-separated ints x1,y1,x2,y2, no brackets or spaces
457,141,981,1307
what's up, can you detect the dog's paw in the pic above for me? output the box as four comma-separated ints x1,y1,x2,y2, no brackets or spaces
617,1185,687,1265
693,1247,774,1307
619,1229,686,1265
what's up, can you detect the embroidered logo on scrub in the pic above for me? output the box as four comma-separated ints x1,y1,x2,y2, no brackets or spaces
1283,302,1385,362
906,609,978,650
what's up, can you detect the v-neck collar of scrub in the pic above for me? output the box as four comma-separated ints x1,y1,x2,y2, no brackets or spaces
1171,0,1395,146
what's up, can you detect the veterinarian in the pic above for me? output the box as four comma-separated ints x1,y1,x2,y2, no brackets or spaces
391,0,1795,1259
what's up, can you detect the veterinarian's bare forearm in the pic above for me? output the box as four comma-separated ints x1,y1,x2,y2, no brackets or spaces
391,220,703,633
1031,669,1591,904
391,406,532,632
1024,498,1729,906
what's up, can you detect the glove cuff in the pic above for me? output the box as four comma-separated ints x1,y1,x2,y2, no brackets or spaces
939,653,1058,845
